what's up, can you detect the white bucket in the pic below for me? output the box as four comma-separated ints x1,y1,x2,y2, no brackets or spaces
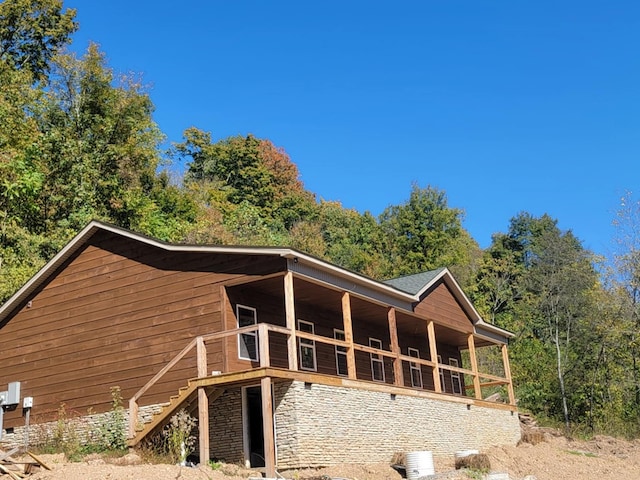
405,450,434,480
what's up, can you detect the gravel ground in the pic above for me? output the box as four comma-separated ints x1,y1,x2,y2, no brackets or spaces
3,432,640,480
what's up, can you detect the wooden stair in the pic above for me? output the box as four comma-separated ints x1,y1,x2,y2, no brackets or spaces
127,379,201,447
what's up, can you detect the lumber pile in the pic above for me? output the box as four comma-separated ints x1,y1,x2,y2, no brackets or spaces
0,446,50,479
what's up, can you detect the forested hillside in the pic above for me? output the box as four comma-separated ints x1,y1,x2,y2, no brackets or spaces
2,1,640,437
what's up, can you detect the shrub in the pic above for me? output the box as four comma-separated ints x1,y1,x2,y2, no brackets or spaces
161,409,197,465
95,386,127,451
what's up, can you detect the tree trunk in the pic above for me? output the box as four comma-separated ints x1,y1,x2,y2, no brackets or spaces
554,324,570,429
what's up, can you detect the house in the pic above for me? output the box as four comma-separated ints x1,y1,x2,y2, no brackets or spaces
0,221,520,476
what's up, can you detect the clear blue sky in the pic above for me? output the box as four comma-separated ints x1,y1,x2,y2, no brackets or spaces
64,1,639,254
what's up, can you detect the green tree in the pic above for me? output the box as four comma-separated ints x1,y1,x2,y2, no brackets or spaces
611,191,640,415
0,0,77,81
0,63,42,231
378,184,476,280
315,201,387,278
36,44,166,232
179,129,315,227
470,232,524,327
525,226,596,428
486,212,599,427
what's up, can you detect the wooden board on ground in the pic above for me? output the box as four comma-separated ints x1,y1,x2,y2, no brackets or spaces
26,452,51,470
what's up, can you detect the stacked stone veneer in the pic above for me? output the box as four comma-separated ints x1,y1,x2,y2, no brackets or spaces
1,403,165,449
209,387,244,463
4,382,519,470
272,381,521,468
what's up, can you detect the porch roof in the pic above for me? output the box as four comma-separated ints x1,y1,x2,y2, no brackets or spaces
383,268,447,295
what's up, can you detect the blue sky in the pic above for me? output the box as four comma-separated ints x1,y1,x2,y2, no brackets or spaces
64,1,639,255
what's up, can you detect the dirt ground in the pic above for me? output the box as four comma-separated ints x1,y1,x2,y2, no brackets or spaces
5,431,640,480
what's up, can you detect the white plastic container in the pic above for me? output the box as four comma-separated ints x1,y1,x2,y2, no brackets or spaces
406,450,435,480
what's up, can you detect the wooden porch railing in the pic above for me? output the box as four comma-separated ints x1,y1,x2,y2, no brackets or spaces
128,323,514,438
128,323,288,438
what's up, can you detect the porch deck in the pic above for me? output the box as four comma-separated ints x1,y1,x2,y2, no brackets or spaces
128,321,515,477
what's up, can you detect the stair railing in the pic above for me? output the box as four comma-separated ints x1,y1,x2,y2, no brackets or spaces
128,323,291,438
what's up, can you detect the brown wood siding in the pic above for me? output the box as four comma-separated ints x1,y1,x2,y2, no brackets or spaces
398,328,433,390
224,285,288,371
0,230,285,428
414,282,474,333
352,319,394,384
438,344,464,395
295,301,344,376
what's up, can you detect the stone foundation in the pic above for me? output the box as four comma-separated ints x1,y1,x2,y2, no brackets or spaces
3,381,521,471
1,403,165,449
272,381,521,468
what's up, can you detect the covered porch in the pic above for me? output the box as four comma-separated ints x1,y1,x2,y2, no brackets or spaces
128,270,515,477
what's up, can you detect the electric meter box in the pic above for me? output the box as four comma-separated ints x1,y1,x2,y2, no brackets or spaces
7,382,20,405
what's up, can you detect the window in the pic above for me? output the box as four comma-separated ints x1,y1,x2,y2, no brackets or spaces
237,305,258,361
437,355,445,391
449,358,462,394
334,329,348,376
408,347,423,388
298,320,317,371
369,338,385,382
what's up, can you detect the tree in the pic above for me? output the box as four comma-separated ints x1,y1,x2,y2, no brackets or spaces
314,201,387,278
611,191,640,414
378,184,476,280
488,213,598,427
525,226,596,428
0,0,77,81
35,43,166,232
470,232,524,327
179,129,315,226
0,62,42,231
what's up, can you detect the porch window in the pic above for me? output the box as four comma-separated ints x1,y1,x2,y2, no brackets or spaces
334,329,348,376
437,355,445,392
408,347,423,388
449,358,462,394
237,305,258,361
369,338,385,382
298,320,317,371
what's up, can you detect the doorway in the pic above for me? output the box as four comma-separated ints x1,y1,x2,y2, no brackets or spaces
243,386,265,467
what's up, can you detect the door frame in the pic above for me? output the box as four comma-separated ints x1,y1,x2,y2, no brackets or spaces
241,383,277,467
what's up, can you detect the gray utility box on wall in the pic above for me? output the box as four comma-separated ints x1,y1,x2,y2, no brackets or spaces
7,381,20,405
0,381,21,441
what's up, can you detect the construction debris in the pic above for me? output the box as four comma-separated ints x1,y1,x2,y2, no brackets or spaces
0,445,50,478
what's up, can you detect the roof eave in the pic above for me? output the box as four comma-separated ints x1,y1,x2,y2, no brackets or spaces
0,221,415,324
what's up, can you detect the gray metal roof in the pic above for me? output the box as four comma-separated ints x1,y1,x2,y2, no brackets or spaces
383,268,447,295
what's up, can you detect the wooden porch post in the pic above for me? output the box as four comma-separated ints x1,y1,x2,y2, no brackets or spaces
502,344,516,405
261,376,276,478
220,285,229,373
128,399,138,438
196,336,208,377
427,321,441,393
258,323,270,367
196,337,210,463
284,271,298,371
467,334,482,400
341,292,357,380
387,308,403,386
